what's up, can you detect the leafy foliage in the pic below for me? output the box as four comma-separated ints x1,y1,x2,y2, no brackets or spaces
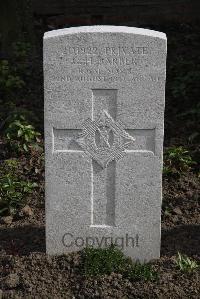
0,174,37,216
163,146,196,176
176,252,199,273
5,115,41,153
81,245,157,281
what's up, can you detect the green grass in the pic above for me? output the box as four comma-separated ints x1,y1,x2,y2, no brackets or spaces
81,245,157,281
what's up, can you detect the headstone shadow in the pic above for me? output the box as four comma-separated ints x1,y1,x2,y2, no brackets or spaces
0,225,45,256
161,224,200,256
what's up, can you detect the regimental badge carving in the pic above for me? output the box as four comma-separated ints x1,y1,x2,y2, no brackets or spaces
75,110,135,168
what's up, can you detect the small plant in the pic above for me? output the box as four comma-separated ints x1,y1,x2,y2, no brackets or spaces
5,115,41,153
0,173,37,216
4,159,19,170
176,252,199,273
162,205,172,217
123,261,157,281
82,245,125,277
163,146,195,176
81,245,157,281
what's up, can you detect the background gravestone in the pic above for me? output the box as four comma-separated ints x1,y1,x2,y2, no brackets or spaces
44,26,167,261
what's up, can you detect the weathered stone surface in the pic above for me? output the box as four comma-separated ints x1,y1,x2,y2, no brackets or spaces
44,26,167,261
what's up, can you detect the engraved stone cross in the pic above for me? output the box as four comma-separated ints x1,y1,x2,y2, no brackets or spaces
53,89,156,227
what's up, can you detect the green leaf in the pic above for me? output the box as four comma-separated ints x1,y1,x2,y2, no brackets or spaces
18,128,23,137
23,143,28,152
24,134,29,142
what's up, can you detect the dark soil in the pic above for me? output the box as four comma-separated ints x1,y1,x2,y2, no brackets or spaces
0,20,200,299
0,169,199,298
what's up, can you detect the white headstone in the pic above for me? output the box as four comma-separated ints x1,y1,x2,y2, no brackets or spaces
44,26,167,261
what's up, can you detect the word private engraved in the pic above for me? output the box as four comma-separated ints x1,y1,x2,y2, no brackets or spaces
67,45,148,55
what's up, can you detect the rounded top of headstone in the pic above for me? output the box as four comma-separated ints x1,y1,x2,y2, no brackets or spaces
44,25,166,40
